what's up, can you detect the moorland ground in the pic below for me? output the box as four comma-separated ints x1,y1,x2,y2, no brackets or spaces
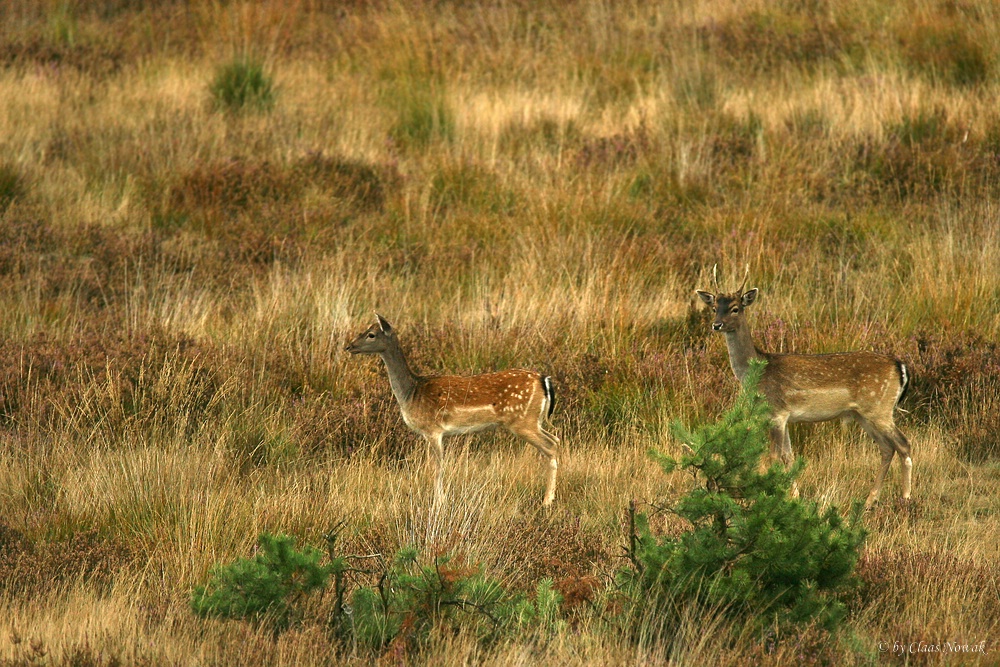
1,0,999,664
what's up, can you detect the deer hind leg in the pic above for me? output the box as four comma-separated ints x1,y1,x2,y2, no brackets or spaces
890,426,912,501
509,423,559,506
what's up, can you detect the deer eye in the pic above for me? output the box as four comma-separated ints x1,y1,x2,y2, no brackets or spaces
731,309,739,315
367,332,376,339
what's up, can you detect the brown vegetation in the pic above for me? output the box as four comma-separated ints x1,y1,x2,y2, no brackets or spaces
0,0,999,664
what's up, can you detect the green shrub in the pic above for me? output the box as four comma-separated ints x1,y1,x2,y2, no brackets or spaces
619,361,866,636
210,58,275,113
190,533,330,631
192,533,561,650
342,547,548,652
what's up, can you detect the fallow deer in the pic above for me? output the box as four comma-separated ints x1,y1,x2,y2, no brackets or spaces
696,267,912,507
345,314,559,505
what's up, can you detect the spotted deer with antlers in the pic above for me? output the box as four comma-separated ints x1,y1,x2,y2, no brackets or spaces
346,314,559,505
696,267,912,507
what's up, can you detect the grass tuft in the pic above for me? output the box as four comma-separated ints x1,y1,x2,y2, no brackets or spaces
429,163,518,216
899,15,990,87
0,161,26,212
386,81,454,149
707,7,864,74
210,57,276,113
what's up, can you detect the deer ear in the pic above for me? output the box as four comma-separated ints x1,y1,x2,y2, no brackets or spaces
375,313,393,332
741,289,758,308
695,290,716,307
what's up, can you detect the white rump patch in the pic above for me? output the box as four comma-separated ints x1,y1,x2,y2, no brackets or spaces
896,363,908,406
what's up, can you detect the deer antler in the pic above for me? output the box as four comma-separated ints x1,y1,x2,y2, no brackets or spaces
712,264,721,292
737,264,750,295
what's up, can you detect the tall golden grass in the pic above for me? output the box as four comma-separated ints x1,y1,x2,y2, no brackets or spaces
1,0,999,664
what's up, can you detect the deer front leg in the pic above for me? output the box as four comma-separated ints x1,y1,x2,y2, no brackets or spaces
767,416,787,467
424,433,445,502
865,440,895,509
769,416,799,498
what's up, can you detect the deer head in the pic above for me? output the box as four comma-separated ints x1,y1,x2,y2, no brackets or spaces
696,264,758,333
345,313,396,354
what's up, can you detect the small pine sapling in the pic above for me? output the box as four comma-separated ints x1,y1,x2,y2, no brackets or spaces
191,533,331,631
346,547,558,653
622,360,866,635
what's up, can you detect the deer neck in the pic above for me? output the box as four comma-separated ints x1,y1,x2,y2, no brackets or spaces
724,319,765,383
379,340,419,406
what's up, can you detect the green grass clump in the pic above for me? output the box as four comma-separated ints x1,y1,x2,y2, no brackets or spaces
855,106,992,200
499,117,581,158
900,18,990,87
386,81,454,149
428,163,517,215
709,8,864,74
210,58,275,112
0,161,25,212
46,1,78,49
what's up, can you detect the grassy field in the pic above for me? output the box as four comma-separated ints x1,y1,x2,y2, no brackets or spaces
1,0,999,664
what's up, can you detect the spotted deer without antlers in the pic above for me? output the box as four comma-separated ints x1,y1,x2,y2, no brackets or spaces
345,314,559,505
696,267,912,507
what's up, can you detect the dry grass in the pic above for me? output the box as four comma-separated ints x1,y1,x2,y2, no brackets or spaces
1,0,999,664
